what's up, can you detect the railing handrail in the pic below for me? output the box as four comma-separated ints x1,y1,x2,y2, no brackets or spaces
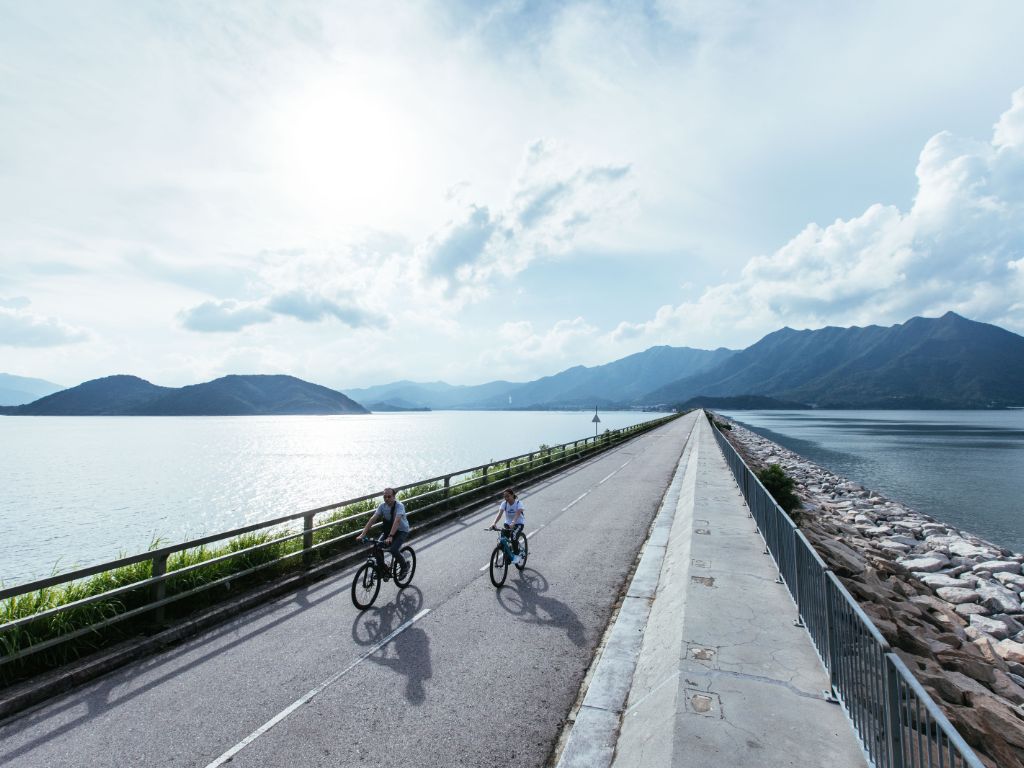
709,414,983,768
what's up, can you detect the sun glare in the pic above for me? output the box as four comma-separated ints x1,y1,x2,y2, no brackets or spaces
273,77,422,230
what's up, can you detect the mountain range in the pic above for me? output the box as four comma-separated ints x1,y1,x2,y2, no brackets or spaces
650,311,1024,408
3,312,1022,415
0,373,64,406
0,374,367,416
348,345,735,410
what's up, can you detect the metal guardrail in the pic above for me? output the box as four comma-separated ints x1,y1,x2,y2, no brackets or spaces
1,413,678,673
710,420,984,768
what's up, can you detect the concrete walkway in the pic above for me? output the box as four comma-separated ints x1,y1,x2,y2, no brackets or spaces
557,414,868,768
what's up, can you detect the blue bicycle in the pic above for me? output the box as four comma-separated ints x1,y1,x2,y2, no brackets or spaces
487,524,528,587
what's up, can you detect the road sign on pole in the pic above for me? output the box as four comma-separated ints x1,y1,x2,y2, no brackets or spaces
592,406,601,437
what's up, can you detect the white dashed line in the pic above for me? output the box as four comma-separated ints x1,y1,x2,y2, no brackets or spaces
204,608,431,768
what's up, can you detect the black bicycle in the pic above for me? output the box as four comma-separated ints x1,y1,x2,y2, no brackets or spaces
351,536,417,609
487,525,528,588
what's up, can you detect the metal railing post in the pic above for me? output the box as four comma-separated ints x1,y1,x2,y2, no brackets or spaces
444,475,451,509
885,656,905,768
152,553,168,625
303,513,314,567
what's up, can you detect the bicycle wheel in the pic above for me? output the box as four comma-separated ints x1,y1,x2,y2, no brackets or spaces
489,545,508,588
351,562,381,609
514,532,528,571
393,546,417,587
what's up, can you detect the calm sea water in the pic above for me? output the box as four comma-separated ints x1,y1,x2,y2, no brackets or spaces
0,411,665,587
717,410,1024,555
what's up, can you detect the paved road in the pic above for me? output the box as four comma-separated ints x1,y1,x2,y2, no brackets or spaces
0,413,698,768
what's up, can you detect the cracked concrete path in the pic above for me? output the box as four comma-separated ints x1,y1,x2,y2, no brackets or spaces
560,413,867,768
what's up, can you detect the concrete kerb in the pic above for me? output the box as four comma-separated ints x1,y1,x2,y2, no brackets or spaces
0,423,665,722
554,417,699,768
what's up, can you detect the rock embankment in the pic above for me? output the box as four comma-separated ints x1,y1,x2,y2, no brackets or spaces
718,417,1024,768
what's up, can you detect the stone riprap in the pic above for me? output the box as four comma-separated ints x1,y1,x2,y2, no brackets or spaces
717,417,1024,768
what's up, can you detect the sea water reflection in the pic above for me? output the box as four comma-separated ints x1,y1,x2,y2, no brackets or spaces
0,410,665,587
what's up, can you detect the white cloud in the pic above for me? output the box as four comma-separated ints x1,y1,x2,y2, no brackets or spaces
0,304,89,347
180,300,273,333
419,141,634,299
181,288,384,333
613,88,1024,348
476,316,600,378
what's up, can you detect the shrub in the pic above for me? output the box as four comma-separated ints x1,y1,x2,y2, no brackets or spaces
756,464,802,518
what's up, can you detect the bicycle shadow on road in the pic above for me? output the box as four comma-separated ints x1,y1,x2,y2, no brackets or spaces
350,587,432,705
494,570,586,647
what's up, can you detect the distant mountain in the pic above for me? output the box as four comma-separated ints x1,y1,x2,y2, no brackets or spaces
501,346,736,408
644,312,1024,408
2,374,368,416
346,346,736,410
346,380,519,410
681,395,810,410
365,400,431,412
0,373,64,406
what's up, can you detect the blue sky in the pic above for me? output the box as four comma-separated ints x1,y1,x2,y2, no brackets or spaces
2,0,1023,390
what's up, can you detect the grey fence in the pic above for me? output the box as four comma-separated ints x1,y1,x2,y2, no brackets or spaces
711,421,984,768
1,413,677,677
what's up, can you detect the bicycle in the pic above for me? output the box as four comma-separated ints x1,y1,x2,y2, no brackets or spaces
351,536,417,609
487,524,528,588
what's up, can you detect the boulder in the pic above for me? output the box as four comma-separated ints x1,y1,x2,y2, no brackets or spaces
975,560,1023,576
996,572,1024,589
915,572,976,589
998,640,1024,665
937,587,981,605
971,614,1012,640
900,553,951,573
977,582,1022,614
956,603,990,617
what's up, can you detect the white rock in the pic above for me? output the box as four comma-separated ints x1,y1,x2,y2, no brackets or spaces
937,587,981,604
996,639,1024,664
955,603,990,617
976,582,1023,614
877,541,910,553
974,560,1022,575
888,535,922,547
996,572,1024,588
915,572,976,589
900,554,950,573
948,540,999,559
972,614,1012,639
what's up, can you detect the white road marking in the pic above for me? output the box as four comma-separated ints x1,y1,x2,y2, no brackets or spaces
204,608,431,768
563,491,589,510
478,468,621,570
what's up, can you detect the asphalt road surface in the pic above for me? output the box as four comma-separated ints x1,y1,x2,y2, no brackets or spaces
0,412,698,768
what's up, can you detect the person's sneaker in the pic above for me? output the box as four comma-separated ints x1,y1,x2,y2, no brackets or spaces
512,555,523,567
398,563,410,580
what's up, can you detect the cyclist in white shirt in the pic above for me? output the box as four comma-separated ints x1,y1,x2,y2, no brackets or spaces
488,487,525,566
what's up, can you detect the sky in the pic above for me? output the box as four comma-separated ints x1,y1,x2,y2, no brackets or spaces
1,0,1023,391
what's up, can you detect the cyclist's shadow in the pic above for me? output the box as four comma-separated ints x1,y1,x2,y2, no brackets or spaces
496,570,586,647
350,587,431,705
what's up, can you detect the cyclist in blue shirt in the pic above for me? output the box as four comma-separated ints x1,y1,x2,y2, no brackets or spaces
488,487,525,566
358,487,410,579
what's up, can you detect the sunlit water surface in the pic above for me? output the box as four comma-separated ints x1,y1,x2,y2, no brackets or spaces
1,411,665,586
718,410,1024,555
